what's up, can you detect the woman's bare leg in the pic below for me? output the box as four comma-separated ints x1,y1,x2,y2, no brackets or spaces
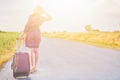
30,48,35,72
29,48,33,72
30,48,38,72
34,48,38,66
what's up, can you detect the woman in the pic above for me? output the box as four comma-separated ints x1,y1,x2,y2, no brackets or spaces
20,6,52,72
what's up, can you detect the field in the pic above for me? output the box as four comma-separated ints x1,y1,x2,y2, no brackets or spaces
42,31,120,50
0,32,19,67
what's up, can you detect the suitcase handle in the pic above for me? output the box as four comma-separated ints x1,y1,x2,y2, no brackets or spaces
16,38,25,52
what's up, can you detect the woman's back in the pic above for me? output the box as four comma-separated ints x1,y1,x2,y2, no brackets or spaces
26,14,45,32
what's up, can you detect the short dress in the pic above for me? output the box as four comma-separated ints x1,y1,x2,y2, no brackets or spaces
25,29,41,48
24,14,44,48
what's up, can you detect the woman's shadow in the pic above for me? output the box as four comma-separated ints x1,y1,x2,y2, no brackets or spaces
16,77,32,80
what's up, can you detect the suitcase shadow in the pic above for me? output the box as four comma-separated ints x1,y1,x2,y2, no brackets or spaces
16,77,32,80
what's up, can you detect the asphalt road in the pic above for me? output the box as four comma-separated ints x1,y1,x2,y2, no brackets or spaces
0,37,120,80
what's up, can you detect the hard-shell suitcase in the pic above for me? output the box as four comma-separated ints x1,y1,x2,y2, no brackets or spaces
12,38,30,78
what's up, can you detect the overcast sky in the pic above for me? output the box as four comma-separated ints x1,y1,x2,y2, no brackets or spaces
0,0,120,32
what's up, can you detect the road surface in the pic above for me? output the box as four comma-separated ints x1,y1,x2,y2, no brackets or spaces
0,37,120,80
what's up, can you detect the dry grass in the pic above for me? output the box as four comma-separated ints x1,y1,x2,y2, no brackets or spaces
42,32,120,50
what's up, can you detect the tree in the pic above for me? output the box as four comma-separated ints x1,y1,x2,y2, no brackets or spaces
85,25,92,32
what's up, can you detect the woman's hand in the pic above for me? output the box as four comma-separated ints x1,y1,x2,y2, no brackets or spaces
18,32,26,39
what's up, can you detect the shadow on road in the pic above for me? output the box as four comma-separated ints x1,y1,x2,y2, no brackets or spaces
15,77,32,80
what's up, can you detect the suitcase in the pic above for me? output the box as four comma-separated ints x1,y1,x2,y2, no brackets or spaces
11,38,30,78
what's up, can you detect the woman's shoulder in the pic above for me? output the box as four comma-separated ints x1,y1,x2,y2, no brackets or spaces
28,14,39,21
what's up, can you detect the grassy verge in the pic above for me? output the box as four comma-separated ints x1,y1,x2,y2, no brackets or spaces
42,32,120,50
0,32,19,67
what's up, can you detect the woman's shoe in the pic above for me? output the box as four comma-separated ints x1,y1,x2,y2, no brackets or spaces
30,67,35,73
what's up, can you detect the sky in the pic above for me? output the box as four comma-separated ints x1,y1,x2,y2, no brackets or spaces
0,0,120,32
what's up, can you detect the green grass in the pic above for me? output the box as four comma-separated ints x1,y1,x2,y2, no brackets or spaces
42,32,120,50
0,32,19,67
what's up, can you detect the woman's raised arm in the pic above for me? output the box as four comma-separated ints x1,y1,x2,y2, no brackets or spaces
43,10,52,21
